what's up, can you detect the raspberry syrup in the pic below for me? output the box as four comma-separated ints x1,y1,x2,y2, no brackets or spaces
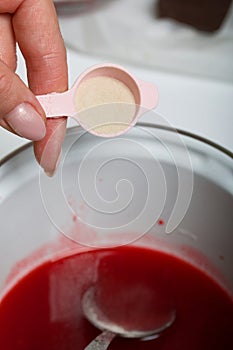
0,245,232,349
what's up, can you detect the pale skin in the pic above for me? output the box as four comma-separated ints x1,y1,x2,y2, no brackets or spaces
0,0,68,176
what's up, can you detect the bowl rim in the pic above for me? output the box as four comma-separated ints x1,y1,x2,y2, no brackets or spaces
0,122,232,167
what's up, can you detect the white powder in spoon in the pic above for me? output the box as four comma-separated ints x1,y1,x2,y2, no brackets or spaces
75,76,136,135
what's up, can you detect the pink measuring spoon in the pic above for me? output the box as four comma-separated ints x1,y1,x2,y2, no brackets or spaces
36,63,158,137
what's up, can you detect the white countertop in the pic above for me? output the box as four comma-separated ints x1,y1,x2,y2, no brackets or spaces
0,47,233,161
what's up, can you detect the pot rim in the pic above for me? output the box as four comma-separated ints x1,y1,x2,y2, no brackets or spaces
1,122,232,167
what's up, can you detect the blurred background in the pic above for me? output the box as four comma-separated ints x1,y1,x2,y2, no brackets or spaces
56,0,233,82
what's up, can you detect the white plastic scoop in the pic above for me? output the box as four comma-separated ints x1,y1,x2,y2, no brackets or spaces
36,63,158,137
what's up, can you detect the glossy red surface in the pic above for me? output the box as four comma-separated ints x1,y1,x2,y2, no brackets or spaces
0,246,232,349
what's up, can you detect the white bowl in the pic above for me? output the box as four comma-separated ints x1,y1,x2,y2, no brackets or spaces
0,122,232,298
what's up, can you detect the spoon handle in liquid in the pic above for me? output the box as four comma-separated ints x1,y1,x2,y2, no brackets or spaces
84,330,116,350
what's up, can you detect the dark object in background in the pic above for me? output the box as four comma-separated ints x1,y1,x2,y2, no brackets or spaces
156,0,232,32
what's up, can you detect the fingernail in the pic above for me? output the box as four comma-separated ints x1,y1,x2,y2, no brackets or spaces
4,102,46,141
45,150,62,177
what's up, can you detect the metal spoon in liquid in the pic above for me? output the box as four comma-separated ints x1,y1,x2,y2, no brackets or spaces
82,286,176,350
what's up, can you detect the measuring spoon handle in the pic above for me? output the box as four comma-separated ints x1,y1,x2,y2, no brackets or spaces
36,90,76,118
84,330,116,350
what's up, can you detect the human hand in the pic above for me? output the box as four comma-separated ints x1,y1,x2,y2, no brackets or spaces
0,0,68,176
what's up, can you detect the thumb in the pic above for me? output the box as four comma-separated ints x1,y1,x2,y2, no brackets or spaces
0,59,46,141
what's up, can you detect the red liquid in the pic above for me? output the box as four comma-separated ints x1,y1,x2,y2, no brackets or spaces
0,246,232,349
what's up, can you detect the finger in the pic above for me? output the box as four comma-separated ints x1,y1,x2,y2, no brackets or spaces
34,117,67,176
0,59,46,141
0,13,17,135
13,0,67,93
13,0,68,175
0,118,17,134
0,8,46,140
0,13,16,71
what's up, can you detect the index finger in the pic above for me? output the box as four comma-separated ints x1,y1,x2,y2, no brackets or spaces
12,0,68,175
12,0,68,94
